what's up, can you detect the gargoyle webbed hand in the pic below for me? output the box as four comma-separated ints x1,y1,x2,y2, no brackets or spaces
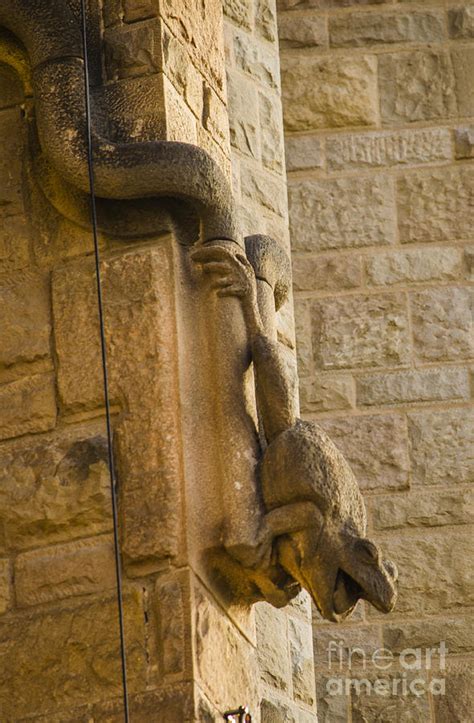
192,243,263,336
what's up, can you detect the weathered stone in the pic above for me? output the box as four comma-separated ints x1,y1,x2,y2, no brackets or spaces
161,32,203,120
0,215,30,275
454,125,474,159
330,11,445,47
315,676,349,723
202,82,230,151
0,65,24,109
234,30,280,89
411,287,473,362
407,408,474,487
256,603,291,691
256,0,277,42
93,684,196,722
319,415,410,492
434,663,474,723
326,128,452,171
278,13,327,48
294,299,314,377
104,20,163,80
311,293,409,370
357,367,470,407
227,72,260,159
282,55,378,131
278,0,390,6
366,247,463,286
292,254,362,292
0,591,147,718
0,427,112,553
285,134,323,172
223,0,253,30
452,46,474,116
373,530,474,616
313,625,381,669
449,5,474,38
383,617,474,655
288,615,315,706
261,697,295,723
0,109,24,217
0,272,50,368
194,583,259,711
299,374,355,414
289,176,396,252
153,572,187,677
0,374,56,441
0,559,11,615
379,51,456,124
397,167,474,243
163,76,198,144
259,91,284,172
15,536,116,607
52,248,183,566
350,672,431,723
123,0,157,23
370,489,474,531
241,163,287,217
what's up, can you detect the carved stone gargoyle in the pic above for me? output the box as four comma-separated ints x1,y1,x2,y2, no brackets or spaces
193,240,398,623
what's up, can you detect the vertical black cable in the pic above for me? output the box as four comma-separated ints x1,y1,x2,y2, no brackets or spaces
79,2,130,720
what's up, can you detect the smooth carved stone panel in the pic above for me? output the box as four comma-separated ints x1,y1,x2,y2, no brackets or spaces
52,246,183,565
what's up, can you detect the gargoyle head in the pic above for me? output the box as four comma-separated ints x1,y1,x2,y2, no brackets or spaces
261,419,398,622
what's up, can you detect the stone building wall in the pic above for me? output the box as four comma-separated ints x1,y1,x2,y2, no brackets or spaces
277,0,474,720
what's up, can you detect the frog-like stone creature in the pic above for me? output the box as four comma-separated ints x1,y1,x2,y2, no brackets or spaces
193,242,397,622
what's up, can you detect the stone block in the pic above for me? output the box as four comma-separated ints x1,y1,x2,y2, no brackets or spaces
434,663,474,723
383,617,474,655
93,684,196,722
299,374,355,414
241,163,287,217
311,293,409,370
161,32,204,120
223,0,253,30
349,672,431,723
397,167,474,243
104,20,163,80
282,55,378,131
313,625,382,669
259,91,284,172
0,559,11,614
0,215,30,275
0,591,147,718
452,46,474,116
366,247,463,286
357,367,470,407
15,536,116,607
373,530,474,616
289,176,395,252
0,427,112,553
411,287,473,362
202,82,230,151
279,1,390,6
153,572,188,678
454,125,474,159
288,615,315,706
326,128,452,171
449,5,474,38
234,30,280,90
123,0,157,23
285,135,323,172
330,11,445,47
379,50,456,124
0,271,50,368
319,414,410,492
0,374,56,441
315,675,349,723
370,489,474,531
294,299,314,377
278,13,327,48
407,408,474,487
0,65,23,109
227,72,260,159
292,253,362,292
52,248,183,565
256,0,277,42
0,108,24,217
255,603,291,691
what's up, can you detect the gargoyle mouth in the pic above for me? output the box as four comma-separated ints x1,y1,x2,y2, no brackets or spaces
333,568,363,617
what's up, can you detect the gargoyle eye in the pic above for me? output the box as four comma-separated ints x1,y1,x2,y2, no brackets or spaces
355,539,381,565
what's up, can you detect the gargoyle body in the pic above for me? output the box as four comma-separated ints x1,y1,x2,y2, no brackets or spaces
194,242,398,622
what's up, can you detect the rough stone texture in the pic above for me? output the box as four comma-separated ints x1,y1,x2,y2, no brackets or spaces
319,415,410,492
278,13,327,48
285,135,323,172
292,254,362,292
455,125,474,159
227,72,260,159
383,617,474,655
379,50,457,124
256,603,291,691
452,46,474,117
281,55,378,131
349,672,432,722
311,293,409,370
0,559,11,615
366,247,463,286
0,374,57,441
411,287,473,362
357,367,470,407
449,5,474,39
299,374,355,414
370,489,474,531
153,572,187,677
223,0,254,30
330,11,445,47
15,536,116,607
397,167,474,243
434,663,474,723
289,176,396,252
326,128,452,171
288,615,316,706
407,408,474,487
0,427,112,553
